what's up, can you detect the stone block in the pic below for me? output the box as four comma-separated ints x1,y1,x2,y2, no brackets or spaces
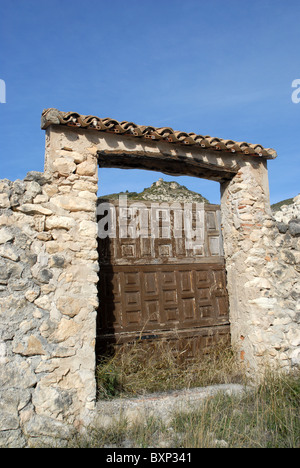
291,348,300,367
276,222,288,234
24,171,51,186
17,204,53,216
25,289,40,303
289,221,300,237
56,296,84,318
67,151,86,164
32,268,53,284
22,413,73,442
50,318,81,343
0,391,20,431
76,158,97,177
34,295,52,311
0,227,14,244
53,157,77,177
0,245,20,262
49,255,65,268
51,195,95,213
280,250,296,265
0,193,10,208
79,220,97,238
78,191,98,201
34,194,49,204
45,215,75,230
13,335,46,356
73,180,98,193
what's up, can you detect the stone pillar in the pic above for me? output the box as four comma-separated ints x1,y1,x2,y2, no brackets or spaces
33,125,99,429
0,126,99,447
221,157,276,375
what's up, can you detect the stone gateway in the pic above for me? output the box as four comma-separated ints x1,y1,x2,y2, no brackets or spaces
0,108,299,447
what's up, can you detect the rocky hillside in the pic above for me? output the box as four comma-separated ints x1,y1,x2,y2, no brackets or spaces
100,178,209,204
273,193,300,227
271,198,294,212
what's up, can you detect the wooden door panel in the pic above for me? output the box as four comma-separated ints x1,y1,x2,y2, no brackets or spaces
97,202,230,356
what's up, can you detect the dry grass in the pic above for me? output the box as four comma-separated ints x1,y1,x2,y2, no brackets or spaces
41,344,300,448
67,370,299,448
96,339,242,399
170,370,300,448
92,342,299,448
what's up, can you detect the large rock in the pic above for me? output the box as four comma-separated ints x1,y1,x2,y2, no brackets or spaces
45,215,75,230
52,158,77,177
17,204,53,216
289,220,300,237
51,195,95,213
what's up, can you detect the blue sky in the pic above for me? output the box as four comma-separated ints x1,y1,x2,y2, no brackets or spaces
0,0,299,204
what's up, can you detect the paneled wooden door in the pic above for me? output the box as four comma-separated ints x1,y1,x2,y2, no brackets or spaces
97,201,230,356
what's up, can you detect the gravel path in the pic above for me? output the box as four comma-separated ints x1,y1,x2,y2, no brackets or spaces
95,383,249,428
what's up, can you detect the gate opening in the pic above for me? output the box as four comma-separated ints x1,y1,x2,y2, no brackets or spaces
96,169,230,365
38,108,279,427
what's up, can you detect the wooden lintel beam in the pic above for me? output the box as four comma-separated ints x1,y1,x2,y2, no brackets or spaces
97,150,238,183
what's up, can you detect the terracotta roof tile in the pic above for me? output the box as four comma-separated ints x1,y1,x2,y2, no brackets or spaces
41,108,277,159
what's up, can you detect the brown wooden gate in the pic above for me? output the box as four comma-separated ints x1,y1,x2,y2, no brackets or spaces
97,200,230,357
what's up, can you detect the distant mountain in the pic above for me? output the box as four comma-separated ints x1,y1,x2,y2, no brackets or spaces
271,198,294,212
100,182,297,211
99,178,210,204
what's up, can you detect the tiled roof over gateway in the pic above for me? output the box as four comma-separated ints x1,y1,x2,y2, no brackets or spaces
41,108,277,160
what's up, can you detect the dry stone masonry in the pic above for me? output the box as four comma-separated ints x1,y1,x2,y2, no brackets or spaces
0,108,299,447
0,160,99,447
221,166,300,373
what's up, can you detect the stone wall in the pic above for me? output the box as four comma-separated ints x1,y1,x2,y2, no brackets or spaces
0,161,99,447
270,196,300,367
221,161,300,375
